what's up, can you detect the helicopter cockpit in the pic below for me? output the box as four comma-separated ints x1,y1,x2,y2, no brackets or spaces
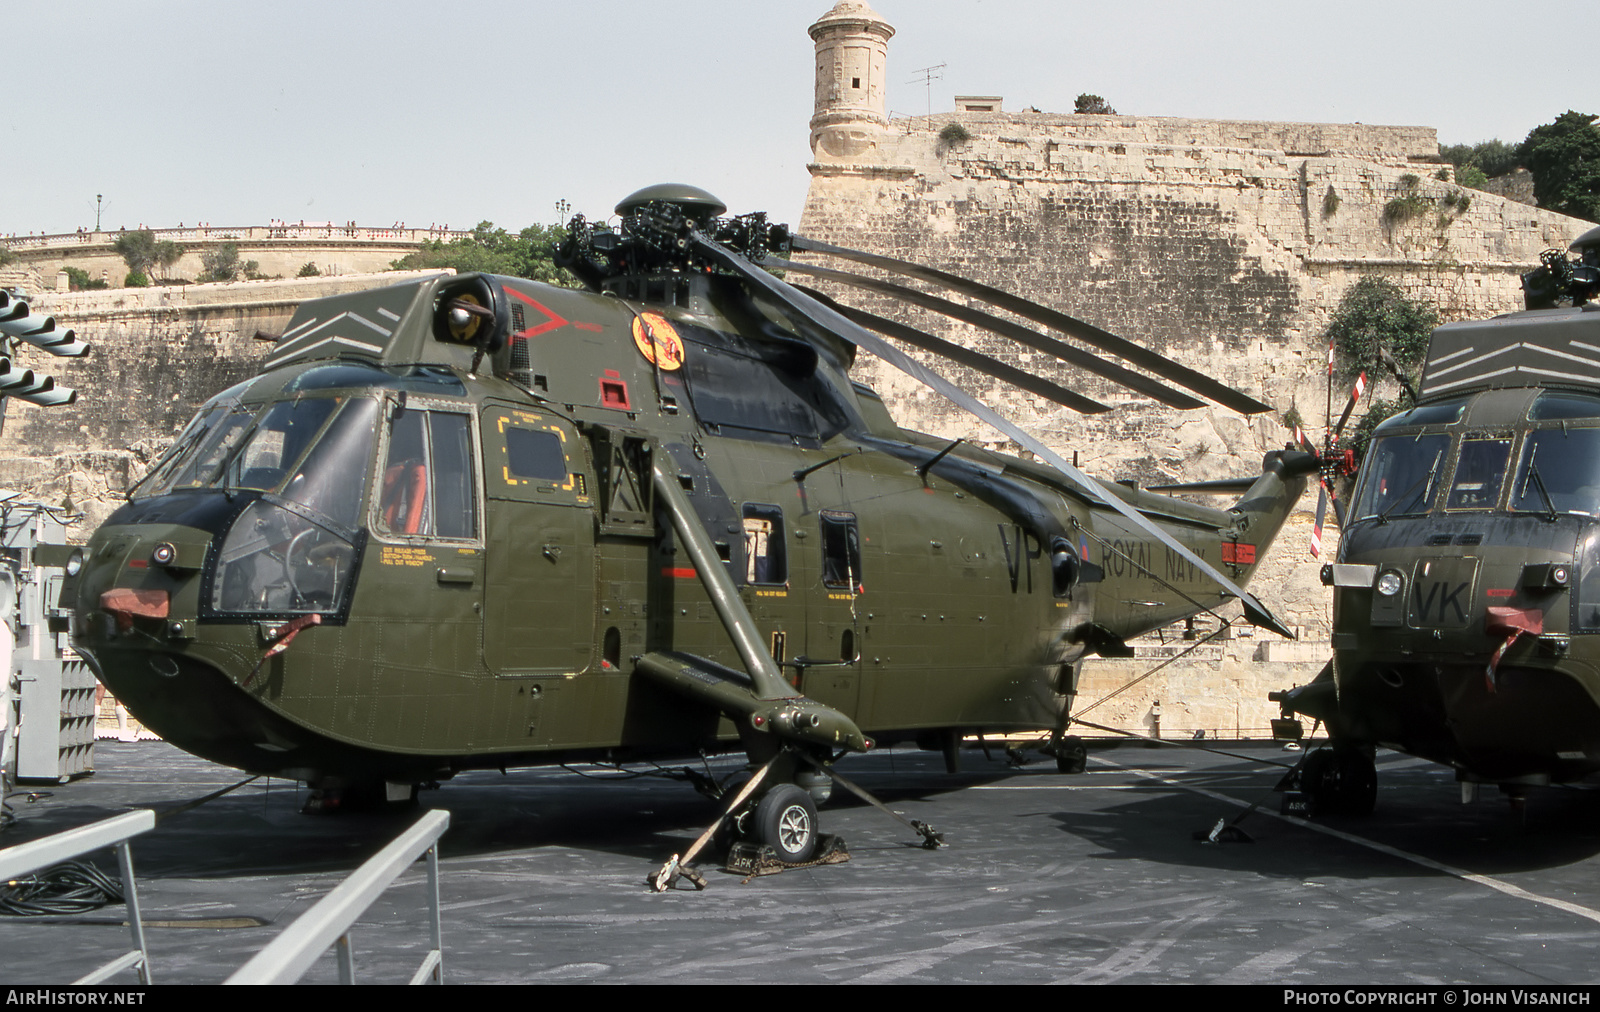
1352,390,1600,523
125,361,475,620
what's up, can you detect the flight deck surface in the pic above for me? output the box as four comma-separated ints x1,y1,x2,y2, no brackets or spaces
3,740,1600,985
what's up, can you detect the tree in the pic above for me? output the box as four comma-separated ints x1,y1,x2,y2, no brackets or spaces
1329,276,1437,385
389,221,572,287
199,242,243,282
1439,138,1519,182
110,230,183,280
1518,111,1600,222
1327,276,1439,454
297,262,320,277
62,266,108,290
1074,93,1115,115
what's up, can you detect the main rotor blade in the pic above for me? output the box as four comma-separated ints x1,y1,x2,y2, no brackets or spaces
788,234,1272,415
792,284,1112,415
693,230,1295,638
773,257,1205,410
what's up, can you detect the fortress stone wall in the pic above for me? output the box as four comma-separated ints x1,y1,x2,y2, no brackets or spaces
1,225,470,293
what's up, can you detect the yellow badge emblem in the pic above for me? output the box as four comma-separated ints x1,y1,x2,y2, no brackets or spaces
631,312,685,371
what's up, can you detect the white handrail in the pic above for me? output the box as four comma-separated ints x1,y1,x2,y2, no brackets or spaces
0,809,156,984
226,807,449,985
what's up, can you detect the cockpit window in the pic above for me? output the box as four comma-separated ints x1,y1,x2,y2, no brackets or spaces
1444,437,1511,510
279,398,380,530
159,407,256,494
130,406,228,498
1350,433,1450,520
1512,427,1600,516
221,398,342,492
1529,391,1600,421
1373,397,1468,432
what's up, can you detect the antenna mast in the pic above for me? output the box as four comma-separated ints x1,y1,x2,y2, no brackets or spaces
906,63,945,120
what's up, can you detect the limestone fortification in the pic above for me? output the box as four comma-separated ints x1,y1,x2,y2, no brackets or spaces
1,2,1591,739
0,224,471,293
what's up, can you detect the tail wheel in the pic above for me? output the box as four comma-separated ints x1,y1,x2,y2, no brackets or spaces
755,784,819,863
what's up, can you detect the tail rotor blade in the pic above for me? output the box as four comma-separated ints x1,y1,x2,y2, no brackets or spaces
1311,486,1328,559
1332,372,1366,441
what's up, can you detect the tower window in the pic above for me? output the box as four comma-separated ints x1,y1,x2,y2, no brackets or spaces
852,77,860,89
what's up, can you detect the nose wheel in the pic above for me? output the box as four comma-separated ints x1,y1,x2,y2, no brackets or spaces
1297,745,1377,816
754,784,819,863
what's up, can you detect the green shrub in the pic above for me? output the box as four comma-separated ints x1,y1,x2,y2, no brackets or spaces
297,262,320,277
124,270,149,288
1328,276,1438,389
63,266,107,290
939,122,971,144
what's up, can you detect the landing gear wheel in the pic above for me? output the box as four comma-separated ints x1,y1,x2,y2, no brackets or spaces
755,784,819,863
1300,746,1376,816
1055,735,1088,774
1333,747,1377,816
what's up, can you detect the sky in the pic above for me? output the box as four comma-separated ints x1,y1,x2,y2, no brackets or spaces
4,0,1591,237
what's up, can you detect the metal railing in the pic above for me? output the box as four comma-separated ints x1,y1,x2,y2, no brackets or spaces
0,225,474,252
226,808,450,985
0,809,155,984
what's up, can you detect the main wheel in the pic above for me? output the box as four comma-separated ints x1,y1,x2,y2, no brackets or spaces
754,784,820,863
1055,735,1088,774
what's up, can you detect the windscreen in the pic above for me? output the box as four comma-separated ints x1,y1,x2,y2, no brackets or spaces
1512,428,1600,516
133,397,348,498
1350,433,1450,520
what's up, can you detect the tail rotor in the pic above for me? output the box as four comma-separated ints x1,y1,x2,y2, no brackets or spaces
1297,364,1366,559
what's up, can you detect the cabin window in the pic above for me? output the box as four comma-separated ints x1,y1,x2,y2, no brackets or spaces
819,511,861,590
1444,437,1511,511
742,504,787,585
377,406,479,540
483,408,586,504
504,428,568,482
1350,433,1450,520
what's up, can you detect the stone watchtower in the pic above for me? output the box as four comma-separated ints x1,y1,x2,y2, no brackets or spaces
807,2,894,159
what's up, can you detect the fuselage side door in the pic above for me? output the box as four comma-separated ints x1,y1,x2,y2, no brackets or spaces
359,396,486,711
802,508,864,717
480,405,597,678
